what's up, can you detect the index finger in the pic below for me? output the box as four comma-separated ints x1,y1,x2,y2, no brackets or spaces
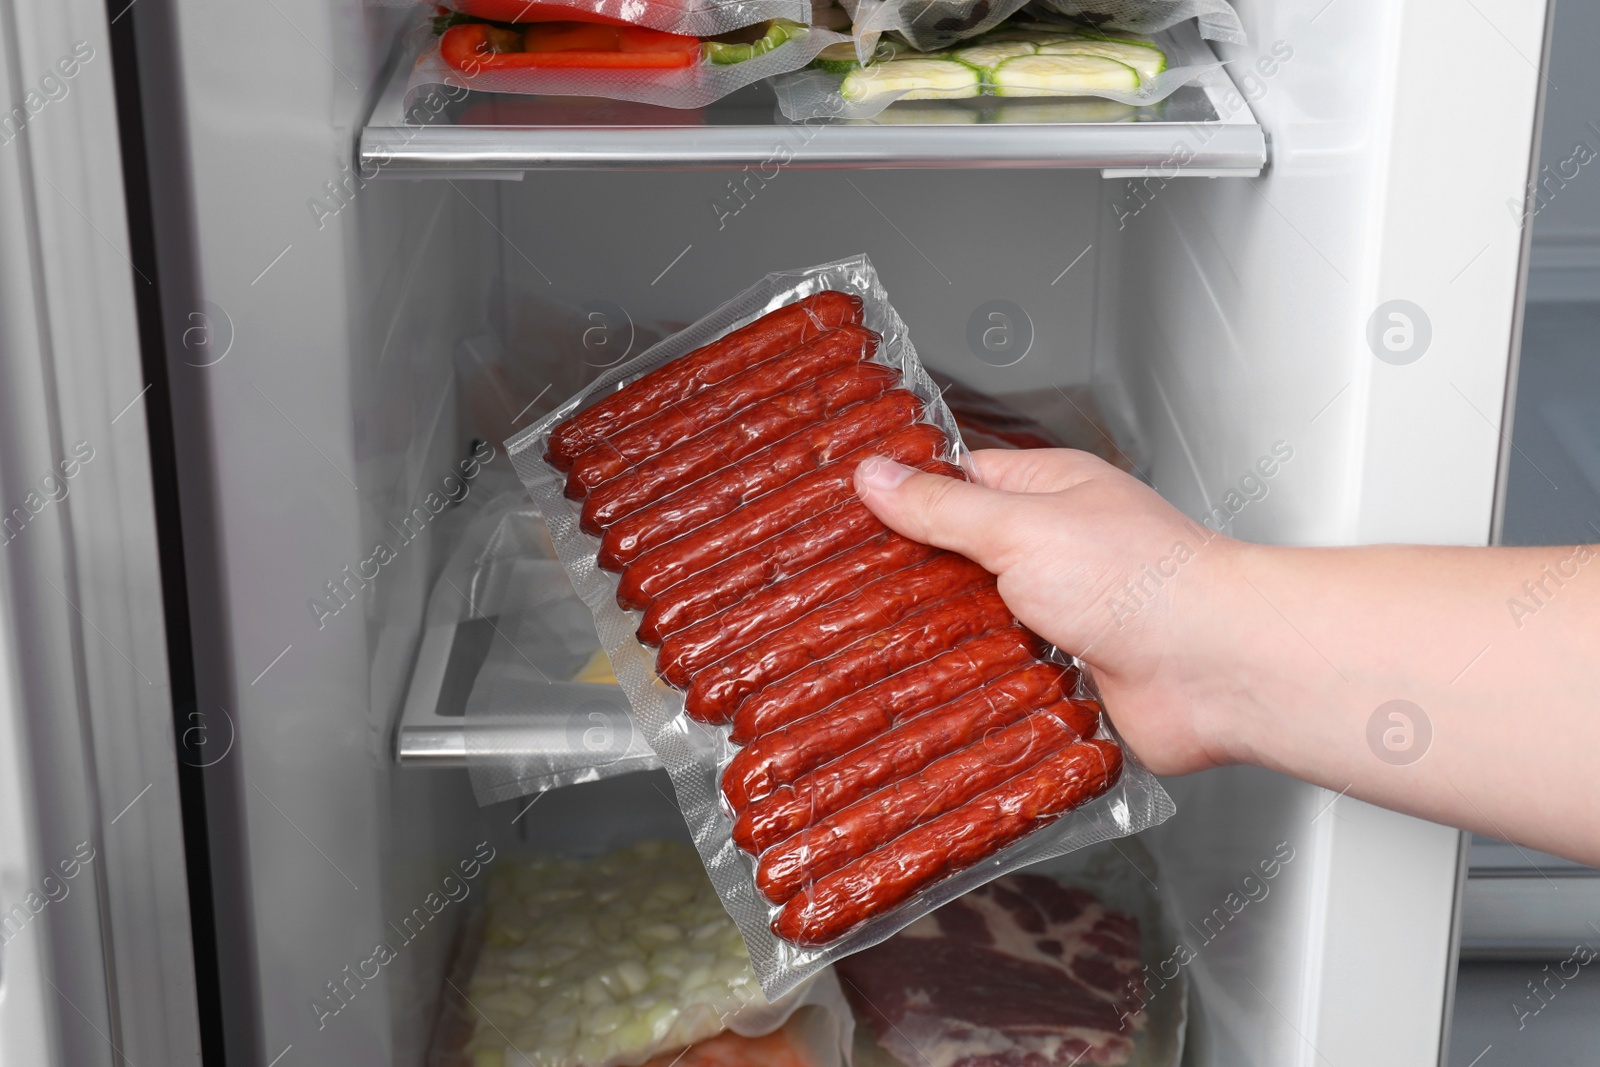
969,448,1111,495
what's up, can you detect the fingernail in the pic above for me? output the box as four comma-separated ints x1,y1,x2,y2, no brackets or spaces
857,456,914,490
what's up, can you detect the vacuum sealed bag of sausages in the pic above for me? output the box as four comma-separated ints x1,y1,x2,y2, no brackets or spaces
505,254,1175,999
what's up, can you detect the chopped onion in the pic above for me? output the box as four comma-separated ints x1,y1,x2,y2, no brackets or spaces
463,840,765,1067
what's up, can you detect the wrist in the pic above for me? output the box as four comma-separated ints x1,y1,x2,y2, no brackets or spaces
1177,537,1304,770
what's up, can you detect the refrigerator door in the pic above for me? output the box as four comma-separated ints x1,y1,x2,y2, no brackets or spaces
1109,1,1550,1063
0,0,202,1063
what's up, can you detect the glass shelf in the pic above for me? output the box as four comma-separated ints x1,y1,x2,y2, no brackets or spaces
360,22,1266,176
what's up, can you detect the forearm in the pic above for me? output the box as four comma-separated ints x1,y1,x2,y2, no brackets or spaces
1201,542,1600,864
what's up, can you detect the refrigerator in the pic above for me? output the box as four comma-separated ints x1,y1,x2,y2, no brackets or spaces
0,0,1553,1063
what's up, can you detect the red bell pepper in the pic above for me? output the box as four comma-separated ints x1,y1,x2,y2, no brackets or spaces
441,21,701,71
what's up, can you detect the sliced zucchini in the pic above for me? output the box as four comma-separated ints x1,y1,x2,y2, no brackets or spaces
1075,26,1157,45
1015,32,1083,47
991,53,1140,96
840,58,982,102
1036,38,1166,79
949,40,1037,74
813,40,862,73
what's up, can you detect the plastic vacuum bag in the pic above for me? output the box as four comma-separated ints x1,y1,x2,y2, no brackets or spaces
436,0,813,40
840,0,1032,58
1032,0,1244,44
415,491,663,802
406,15,848,110
775,18,1222,123
837,0,1241,57
428,839,855,1067
505,255,1174,1000
843,837,1187,1067
931,370,1141,473
463,555,662,803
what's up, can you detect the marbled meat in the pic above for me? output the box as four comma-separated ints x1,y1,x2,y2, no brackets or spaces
836,874,1144,1067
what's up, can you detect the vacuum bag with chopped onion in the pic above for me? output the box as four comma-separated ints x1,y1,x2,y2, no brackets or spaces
406,10,848,110
505,254,1174,1000
429,840,853,1067
775,16,1221,123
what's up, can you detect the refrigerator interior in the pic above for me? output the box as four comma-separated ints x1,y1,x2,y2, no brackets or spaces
128,0,1549,1064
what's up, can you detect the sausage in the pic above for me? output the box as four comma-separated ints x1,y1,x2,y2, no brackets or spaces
728,586,1015,744
721,651,1066,812
633,462,961,628
771,739,1125,946
656,534,940,683
564,325,878,499
637,500,885,641
754,710,1085,903
683,553,993,723
581,362,901,534
611,423,947,588
547,290,863,469
734,696,1098,855
597,390,922,571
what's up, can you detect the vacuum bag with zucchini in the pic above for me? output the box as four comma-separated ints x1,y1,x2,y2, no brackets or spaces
832,0,1241,58
775,16,1220,122
408,7,847,108
505,255,1173,999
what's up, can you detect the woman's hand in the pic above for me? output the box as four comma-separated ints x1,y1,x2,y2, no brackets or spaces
854,449,1244,777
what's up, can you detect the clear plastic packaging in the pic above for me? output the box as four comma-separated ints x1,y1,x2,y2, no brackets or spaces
406,18,849,110
505,255,1173,1000
427,840,855,1067
1031,0,1244,45
408,490,663,799
931,370,1141,473
436,0,813,40
775,20,1222,123
842,838,1187,1067
834,0,1241,58
840,0,1032,59
463,556,662,802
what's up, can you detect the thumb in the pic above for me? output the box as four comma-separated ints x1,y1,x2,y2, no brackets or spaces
855,456,1027,572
